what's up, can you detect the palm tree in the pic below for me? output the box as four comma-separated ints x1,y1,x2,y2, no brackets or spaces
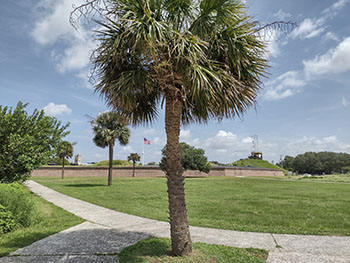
90,111,130,186
127,153,141,177
57,141,75,180
88,0,268,256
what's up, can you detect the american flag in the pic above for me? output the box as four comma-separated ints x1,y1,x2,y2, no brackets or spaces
144,138,151,145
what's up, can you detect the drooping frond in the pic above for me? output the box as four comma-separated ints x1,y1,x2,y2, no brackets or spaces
91,0,269,125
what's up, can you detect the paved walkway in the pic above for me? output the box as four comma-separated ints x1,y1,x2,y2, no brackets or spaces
2,180,350,262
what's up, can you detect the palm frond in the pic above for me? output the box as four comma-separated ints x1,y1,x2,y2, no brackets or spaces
92,0,269,126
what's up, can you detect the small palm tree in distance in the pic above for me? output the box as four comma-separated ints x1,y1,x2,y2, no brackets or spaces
57,141,75,180
128,153,141,177
90,111,130,186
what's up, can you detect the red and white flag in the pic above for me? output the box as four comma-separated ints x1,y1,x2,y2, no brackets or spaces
144,138,151,145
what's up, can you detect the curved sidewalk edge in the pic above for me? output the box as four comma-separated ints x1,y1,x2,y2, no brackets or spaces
20,180,350,263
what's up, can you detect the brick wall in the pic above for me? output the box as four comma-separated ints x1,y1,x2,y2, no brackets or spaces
31,166,285,178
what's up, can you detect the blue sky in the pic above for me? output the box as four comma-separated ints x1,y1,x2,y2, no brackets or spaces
0,0,349,164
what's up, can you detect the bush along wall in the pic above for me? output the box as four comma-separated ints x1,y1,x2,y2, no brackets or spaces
0,183,40,235
0,204,17,235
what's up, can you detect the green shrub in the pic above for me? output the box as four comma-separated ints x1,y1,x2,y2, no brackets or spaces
0,204,17,235
0,183,40,227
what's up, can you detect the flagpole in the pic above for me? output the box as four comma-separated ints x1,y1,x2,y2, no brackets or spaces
142,140,145,166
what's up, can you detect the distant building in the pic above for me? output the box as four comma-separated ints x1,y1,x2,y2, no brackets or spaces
249,151,263,160
75,154,82,165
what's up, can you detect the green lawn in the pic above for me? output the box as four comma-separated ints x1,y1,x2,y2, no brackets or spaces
33,176,350,236
284,174,350,183
0,189,84,257
119,237,267,263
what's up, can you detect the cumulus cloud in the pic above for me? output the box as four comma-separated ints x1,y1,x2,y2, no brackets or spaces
188,131,350,163
43,102,72,116
263,71,305,100
31,0,81,45
324,32,340,42
264,37,350,101
292,0,348,40
153,137,163,145
323,0,350,16
285,135,350,154
180,129,192,141
52,36,95,73
264,29,284,58
122,145,134,153
273,9,292,20
125,130,350,165
31,0,95,76
291,17,325,39
200,130,250,159
303,37,350,77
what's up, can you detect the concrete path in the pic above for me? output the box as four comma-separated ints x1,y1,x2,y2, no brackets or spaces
2,180,350,263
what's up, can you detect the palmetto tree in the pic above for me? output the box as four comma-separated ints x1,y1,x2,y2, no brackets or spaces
90,111,130,186
88,0,268,255
57,141,75,180
127,153,141,177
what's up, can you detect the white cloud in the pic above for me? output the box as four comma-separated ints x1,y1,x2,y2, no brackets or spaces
203,131,250,154
43,102,72,116
76,69,93,89
31,0,95,75
132,130,350,164
265,29,283,58
153,137,163,145
285,136,350,154
323,0,350,16
323,32,340,42
274,9,292,20
31,0,83,45
263,71,305,100
180,129,192,141
290,0,348,40
122,145,134,153
54,37,95,73
291,18,325,39
303,37,350,77
264,37,350,101
200,133,350,163
242,137,253,144
342,97,350,106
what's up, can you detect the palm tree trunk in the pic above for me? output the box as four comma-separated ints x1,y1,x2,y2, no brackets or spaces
61,156,65,180
165,91,192,256
108,143,113,186
133,162,135,177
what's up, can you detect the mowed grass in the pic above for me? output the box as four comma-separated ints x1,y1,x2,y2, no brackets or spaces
0,190,84,257
33,176,350,235
284,174,350,183
119,237,267,263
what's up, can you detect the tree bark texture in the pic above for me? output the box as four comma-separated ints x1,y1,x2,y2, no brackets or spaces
108,143,114,186
165,91,193,256
61,157,65,180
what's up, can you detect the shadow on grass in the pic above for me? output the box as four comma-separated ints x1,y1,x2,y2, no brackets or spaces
65,184,105,188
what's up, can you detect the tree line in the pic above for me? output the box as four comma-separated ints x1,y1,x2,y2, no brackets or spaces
279,152,350,175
